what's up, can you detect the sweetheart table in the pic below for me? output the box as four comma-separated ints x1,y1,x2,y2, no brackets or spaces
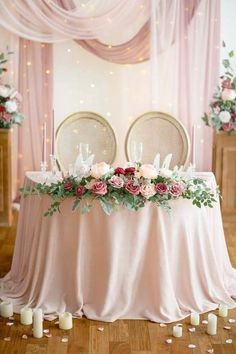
0,171,236,322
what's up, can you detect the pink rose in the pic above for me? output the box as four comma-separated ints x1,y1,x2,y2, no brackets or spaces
222,121,234,132
125,180,140,195
92,181,107,195
155,183,168,194
222,79,231,89
221,88,236,101
1,112,12,122
114,167,125,175
140,183,156,199
169,183,185,197
64,181,74,191
108,175,124,189
75,186,85,198
125,167,136,175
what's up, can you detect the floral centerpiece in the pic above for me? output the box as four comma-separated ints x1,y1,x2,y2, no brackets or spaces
0,52,24,128
202,42,236,133
21,162,218,216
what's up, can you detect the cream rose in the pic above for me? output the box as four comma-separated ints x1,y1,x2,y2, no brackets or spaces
219,110,231,123
221,88,236,101
158,168,173,178
90,162,110,179
5,100,17,113
0,85,10,98
140,183,156,199
139,164,157,179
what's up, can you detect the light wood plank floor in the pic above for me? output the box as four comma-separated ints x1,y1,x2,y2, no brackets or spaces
0,211,236,354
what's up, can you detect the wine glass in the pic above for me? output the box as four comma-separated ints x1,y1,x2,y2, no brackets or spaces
130,141,143,164
79,143,90,163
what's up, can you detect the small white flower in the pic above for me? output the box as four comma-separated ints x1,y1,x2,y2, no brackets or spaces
219,110,231,123
221,88,236,101
0,85,10,98
91,162,110,179
158,168,173,178
139,164,158,179
5,100,18,113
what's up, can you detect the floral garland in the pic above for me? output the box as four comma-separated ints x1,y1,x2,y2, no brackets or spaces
21,162,218,216
202,42,236,133
0,52,24,129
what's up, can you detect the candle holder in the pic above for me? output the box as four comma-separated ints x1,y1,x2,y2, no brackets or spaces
40,160,48,172
50,154,57,176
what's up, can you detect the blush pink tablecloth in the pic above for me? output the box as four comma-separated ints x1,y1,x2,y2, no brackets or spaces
0,172,236,322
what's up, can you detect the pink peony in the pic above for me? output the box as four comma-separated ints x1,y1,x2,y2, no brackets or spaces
169,183,185,197
114,167,125,175
75,186,85,198
108,175,124,189
140,183,156,199
155,183,168,194
222,121,234,132
125,180,140,195
92,181,107,195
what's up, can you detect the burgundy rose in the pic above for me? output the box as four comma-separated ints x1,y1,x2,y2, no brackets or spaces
114,167,125,175
125,167,136,175
222,79,232,89
155,182,168,195
92,181,107,195
0,105,5,113
222,121,234,132
75,186,85,198
125,180,140,195
169,183,185,197
64,181,74,191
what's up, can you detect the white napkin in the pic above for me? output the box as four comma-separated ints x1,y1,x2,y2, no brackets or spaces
153,153,173,170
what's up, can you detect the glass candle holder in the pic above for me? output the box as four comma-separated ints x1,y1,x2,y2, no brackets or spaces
50,154,57,176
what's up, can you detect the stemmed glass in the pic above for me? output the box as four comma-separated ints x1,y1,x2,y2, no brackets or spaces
79,143,90,163
130,141,143,164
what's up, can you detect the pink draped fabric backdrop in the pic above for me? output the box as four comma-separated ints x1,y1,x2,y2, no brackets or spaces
0,0,221,191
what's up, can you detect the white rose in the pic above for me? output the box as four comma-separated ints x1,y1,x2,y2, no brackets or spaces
158,168,173,178
221,88,236,101
0,85,10,98
140,183,156,199
90,162,110,179
219,110,231,123
139,164,157,179
5,100,18,113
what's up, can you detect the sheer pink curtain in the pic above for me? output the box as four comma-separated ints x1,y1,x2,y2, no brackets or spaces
17,39,53,193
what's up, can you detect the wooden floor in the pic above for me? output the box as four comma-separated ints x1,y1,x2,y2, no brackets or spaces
0,211,236,354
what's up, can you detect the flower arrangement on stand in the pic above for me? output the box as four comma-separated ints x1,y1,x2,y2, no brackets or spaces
0,51,24,128
202,42,236,133
21,162,218,216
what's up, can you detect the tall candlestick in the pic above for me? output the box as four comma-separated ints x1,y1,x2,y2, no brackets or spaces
33,308,43,338
51,110,55,155
173,325,182,338
59,312,73,330
190,313,200,326
43,122,47,162
218,304,228,317
192,124,196,168
20,307,33,325
0,301,13,318
207,314,217,335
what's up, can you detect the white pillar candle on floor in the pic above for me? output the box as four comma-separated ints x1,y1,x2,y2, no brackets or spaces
59,312,73,330
33,308,43,338
20,307,33,325
190,313,200,325
218,304,228,317
173,325,182,338
207,314,217,335
0,301,13,318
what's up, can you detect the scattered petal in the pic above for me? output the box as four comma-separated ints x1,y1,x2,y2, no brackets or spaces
206,349,214,353
165,338,172,344
43,329,50,333
202,320,208,324
4,337,11,342
54,321,59,325
188,344,196,349
160,323,167,327
22,334,28,340
8,316,14,321
6,322,14,326
61,337,68,343
228,319,236,323
97,327,104,332
225,339,233,344
224,326,231,330
188,327,196,332
44,333,52,338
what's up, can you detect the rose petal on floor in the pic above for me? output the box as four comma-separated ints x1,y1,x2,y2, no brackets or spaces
6,322,14,326
43,329,50,333
202,320,208,324
22,334,28,340
97,327,104,332
4,337,11,342
54,321,59,325
8,316,14,321
228,319,236,323
188,327,196,332
165,338,172,344
61,337,68,343
223,326,231,330
45,333,52,338
188,344,196,349
225,339,233,344
206,349,214,353
159,323,167,327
